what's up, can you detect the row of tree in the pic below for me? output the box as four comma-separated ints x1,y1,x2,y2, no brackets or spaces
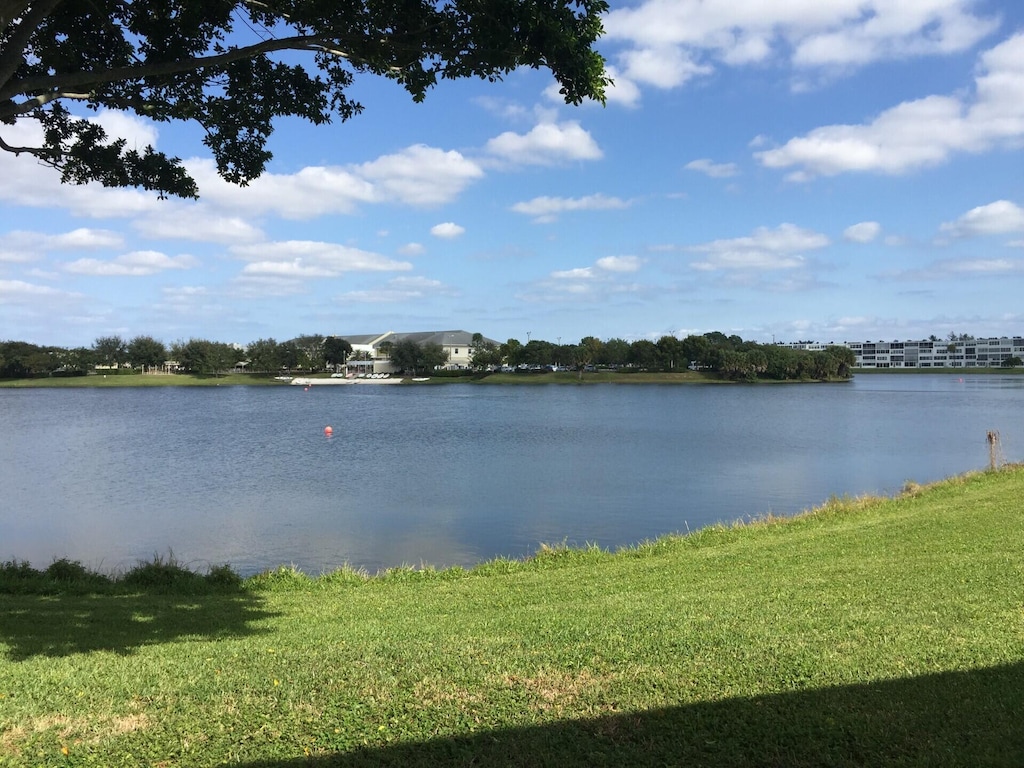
2,331,858,381
469,332,857,381
0,334,360,378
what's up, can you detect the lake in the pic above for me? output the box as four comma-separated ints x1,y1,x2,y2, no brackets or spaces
2,374,1022,576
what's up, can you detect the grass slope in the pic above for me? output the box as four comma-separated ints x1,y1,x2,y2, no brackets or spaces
2,470,1022,766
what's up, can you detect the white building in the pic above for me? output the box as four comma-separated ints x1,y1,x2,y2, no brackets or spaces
339,330,499,374
786,337,1024,368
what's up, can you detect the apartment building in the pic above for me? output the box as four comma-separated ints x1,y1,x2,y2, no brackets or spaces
786,337,1024,368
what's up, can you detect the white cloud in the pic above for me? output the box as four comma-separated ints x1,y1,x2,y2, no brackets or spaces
186,145,483,220
186,159,376,219
522,263,644,302
544,64,643,108
533,254,647,302
792,3,1000,68
355,145,484,207
430,222,466,239
844,221,882,242
90,109,160,150
134,207,264,244
0,279,79,300
231,241,412,278
64,250,199,276
756,34,1024,179
603,0,999,96
689,223,829,271
685,158,740,178
0,228,124,262
485,121,602,165
338,275,457,303
398,243,426,256
511,193,631,223
619,46,713,89
893,256,1024,280
595,255,643,273
940,200,1024,237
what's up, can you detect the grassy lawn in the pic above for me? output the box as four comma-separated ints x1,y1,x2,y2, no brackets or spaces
0,373,289,388
2,469,1023,766
1,370,723,387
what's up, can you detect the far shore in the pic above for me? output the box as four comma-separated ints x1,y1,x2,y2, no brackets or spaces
2,366,1019,388
3,369,810,387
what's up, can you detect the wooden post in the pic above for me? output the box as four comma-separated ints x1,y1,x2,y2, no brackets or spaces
987,430,1001,471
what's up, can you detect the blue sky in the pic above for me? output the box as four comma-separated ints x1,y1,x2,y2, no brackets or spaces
2,0,1023,349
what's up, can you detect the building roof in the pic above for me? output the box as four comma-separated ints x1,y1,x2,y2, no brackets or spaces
338,330,499,348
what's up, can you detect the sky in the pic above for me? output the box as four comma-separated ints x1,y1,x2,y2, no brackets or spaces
2,0,1024,350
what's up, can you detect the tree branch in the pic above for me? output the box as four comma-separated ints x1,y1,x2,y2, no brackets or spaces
0,0,65,93
0,32,354,104
0,131,55,162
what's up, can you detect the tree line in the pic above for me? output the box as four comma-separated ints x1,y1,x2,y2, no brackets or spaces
471,333,856,381
0,334,350,378
0,331,856,381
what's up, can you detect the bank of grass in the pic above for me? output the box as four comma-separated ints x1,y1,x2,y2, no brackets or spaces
2,469,1023,766
0,370,723,387
0,372,288,388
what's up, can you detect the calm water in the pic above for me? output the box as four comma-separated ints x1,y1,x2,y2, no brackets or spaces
2,375,1022,575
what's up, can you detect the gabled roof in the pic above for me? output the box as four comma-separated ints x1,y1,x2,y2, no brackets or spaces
338,330,499,347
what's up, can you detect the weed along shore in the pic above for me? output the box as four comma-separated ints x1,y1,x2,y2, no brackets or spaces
2,469,1023,765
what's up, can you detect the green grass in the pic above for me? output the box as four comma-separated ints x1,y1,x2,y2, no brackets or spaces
0,373,288,388
2,469,1023,766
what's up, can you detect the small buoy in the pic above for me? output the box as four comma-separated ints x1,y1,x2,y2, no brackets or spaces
324,426,333,437
304,386,309,392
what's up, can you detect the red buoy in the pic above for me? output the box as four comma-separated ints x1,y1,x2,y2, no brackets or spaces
324,425,333,437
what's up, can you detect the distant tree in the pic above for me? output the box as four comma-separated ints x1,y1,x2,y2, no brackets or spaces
386,338,447,374
171,339,205,374
501,338,523,368
323,337,352,369
656,335,685,371
173,338,241,375
720,350,753,380
574,336,604,376
419,342,449,372
628,339,658,370
601,337,631,367
387,339,421,374
54,346,94,375
826,346,856,378
278,340,301,371
1002,356,1022,368
127,335,166,371
470,333,501,369
246,338,281,373
92,335,126,367
22,347,57,376
291,334,326,371
521,340,555,367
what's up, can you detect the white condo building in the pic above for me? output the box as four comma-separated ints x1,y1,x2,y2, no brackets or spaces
784,337,1024,368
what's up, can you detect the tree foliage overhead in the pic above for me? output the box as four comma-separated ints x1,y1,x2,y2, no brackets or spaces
0,0,609,197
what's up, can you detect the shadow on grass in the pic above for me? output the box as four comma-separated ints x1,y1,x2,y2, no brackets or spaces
239,661,1024,767
0,590,275,660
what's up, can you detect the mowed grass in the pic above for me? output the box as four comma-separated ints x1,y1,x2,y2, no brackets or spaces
0,373,286,388
2,470,1023,766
